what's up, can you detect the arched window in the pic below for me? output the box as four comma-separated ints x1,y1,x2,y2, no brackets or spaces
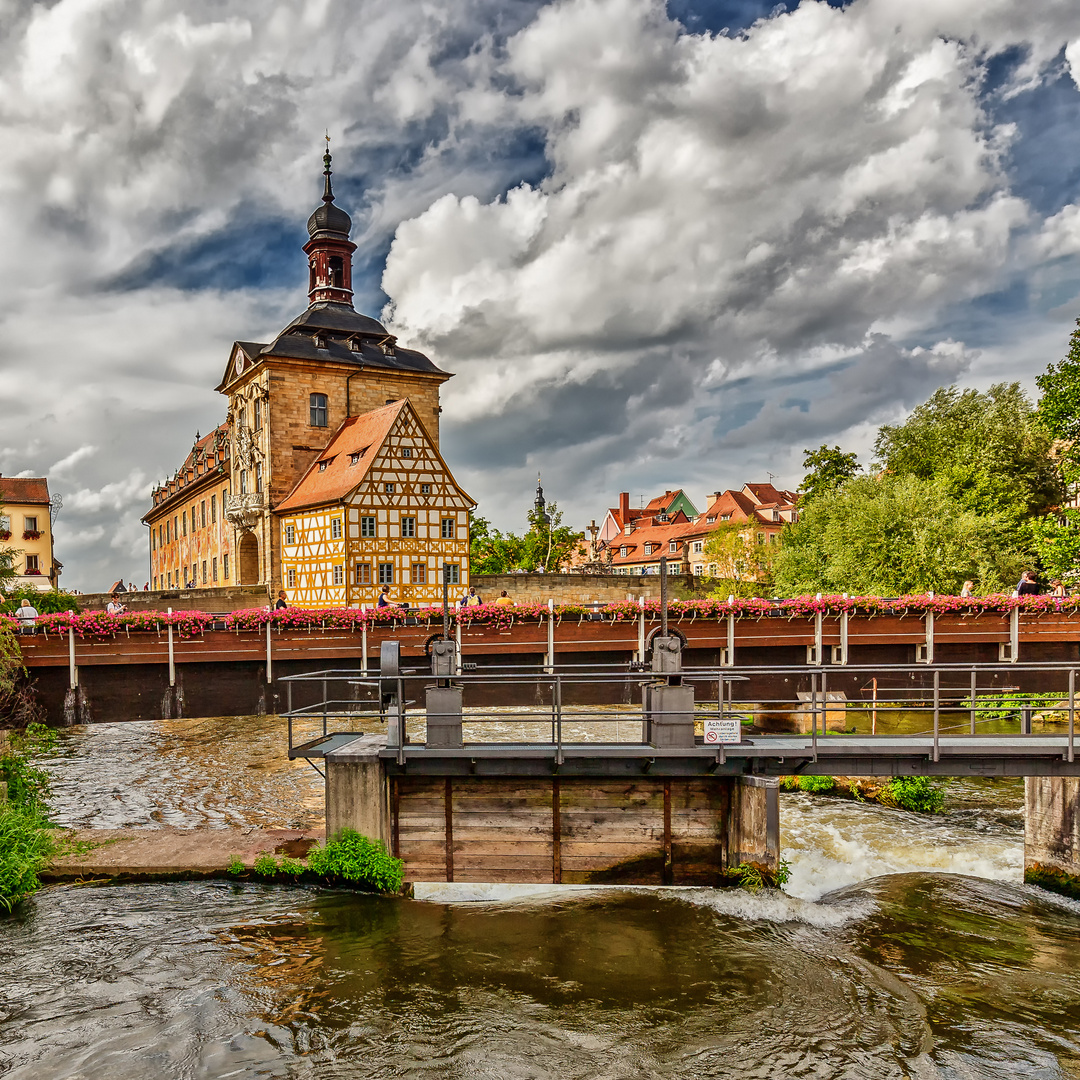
328,255,344,288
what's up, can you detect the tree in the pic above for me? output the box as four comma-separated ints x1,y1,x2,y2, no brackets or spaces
1036,318,1080,443
0,497,16,594
800,444,859,501
772,473,1024,597
874,383,1062,527
703,523,777,597
469,507,584,574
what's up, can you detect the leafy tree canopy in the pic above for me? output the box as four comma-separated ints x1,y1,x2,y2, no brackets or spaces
874,383,1062,525
1036,318,1080,444
800,444,859,501
772,473,1024,597
704,522,777,598
469,507,584,574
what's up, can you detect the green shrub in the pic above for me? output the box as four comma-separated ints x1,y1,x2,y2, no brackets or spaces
226,856,245,875
880,775,944,813
727,858,790,892
306,830,404,893
253,853,279,877
278,857,305,877
0,588,80,616
0,804,54,913
797,775,835,793
2,723,57,811
778,776,799,791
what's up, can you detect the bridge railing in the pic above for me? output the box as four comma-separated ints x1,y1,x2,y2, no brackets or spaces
280,660,1079,767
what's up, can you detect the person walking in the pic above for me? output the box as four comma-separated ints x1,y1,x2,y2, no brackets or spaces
1016,570,1041,597
275,590,288,610
15,598,38,633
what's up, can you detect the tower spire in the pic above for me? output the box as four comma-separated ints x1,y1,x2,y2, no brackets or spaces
305,136,356,307
322,131,334,203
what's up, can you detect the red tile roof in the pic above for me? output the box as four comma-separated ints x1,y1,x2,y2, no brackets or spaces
276,401,406,512
0,476,49,506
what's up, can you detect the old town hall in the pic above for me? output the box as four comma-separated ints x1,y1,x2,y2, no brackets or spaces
143,149,474,608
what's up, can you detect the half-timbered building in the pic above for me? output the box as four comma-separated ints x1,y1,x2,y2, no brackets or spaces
276,400,473,608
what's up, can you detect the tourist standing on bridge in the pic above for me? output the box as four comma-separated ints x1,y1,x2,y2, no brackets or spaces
15,598,38,633
275,590,288,610
960,580,974,597
1017,570,1042,596
460,587,482,607
493,590,514,607
106,594,125,616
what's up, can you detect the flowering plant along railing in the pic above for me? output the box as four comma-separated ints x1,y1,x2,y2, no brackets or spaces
8,593,1080,639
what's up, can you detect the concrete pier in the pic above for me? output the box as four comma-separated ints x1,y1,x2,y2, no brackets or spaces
1025,777,1080,895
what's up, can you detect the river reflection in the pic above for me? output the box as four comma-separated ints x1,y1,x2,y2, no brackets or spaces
2,877,1080,1078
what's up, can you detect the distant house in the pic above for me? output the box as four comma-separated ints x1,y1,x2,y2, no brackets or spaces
600,482,799,577
0,475,59,591
598,489,698,549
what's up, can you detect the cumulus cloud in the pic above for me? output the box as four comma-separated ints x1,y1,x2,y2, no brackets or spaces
1,0,1080,587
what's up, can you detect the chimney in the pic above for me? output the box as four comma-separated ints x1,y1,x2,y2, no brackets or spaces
619,491,630,520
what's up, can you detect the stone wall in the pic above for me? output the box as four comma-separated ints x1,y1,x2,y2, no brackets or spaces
73,584,270,613
470,573,717,606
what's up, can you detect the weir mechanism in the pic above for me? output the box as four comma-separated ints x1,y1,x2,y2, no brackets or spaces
281,565,1080,887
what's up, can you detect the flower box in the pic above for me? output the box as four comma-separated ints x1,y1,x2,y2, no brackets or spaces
22,530,40,541
0,531,9,541
24,568,42,575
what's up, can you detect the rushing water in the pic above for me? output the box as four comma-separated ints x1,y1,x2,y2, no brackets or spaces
4,715,1079,1077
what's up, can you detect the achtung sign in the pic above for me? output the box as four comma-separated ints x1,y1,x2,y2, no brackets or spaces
703,717,741,744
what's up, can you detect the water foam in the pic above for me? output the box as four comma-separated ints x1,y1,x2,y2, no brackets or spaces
781,791,1023,901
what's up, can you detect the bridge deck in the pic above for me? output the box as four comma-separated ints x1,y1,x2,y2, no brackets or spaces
303,733,1080,778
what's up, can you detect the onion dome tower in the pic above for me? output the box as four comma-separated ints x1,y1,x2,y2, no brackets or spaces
303,140,356,307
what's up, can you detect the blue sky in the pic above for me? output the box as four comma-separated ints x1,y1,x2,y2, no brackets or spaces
2,0,1080,589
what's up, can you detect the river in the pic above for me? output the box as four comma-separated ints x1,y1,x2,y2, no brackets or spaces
0,714,1077,1078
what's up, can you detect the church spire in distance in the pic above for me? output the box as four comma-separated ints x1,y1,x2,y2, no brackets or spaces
304,134,356,307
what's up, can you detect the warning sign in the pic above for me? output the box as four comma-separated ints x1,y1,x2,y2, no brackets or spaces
703,717,741,744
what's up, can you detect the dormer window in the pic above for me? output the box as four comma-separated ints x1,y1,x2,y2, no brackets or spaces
721,513,731,521
314,334,325,349
318,461,329,472
669,541,678,553
706,515,716,523
773,510,780,521
643,543,652,556
620,545,628,557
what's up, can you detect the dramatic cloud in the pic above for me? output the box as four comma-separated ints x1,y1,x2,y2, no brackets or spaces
1,0,1080,587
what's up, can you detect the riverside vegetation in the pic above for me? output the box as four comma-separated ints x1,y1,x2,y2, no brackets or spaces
780,774,946,813
231,830,405,894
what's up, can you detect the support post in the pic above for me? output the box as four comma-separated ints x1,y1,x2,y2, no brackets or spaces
838,595,848,666
726,598,735,668
361,606,368,677
932,669,940,763
970,668,977,735
67,624,77,690
1024,776,1080,895
546,598,555,674
725,776,780,872
266,617,273,684
167,607,175,688
637,595,646,662
922,608,934,665
324,734,391,846
1010,605,1019,663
